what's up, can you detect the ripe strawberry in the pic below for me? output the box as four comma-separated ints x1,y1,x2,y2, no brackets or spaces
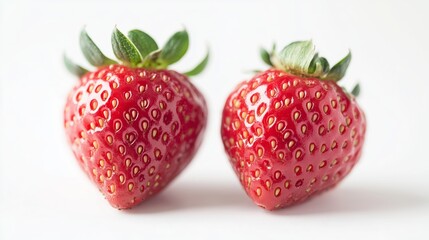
221,41,366,210
63,27,209,209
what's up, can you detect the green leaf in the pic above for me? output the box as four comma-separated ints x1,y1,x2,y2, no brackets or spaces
160,30,189,65
277,40,316,75
184,49,209,76
111,27,143,66
63,54,88,77
309,54,330,76
260,48,273,66
351,83,360,97
80,28,116,67
325,51,352,82
127,29,158,58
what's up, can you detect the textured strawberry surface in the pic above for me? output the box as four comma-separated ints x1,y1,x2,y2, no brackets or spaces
221,69,366,210
64,65,207,209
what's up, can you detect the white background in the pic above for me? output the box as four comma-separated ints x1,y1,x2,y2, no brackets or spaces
1,0,429,239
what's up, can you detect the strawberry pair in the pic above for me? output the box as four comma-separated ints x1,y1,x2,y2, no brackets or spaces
64,27,366,210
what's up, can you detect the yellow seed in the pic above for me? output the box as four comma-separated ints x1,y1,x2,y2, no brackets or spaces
240,111,247,119
321,144,327,153
90,122,96,130
255,169,260,178
124,91,131,100
278,152,284,159
295,150,302,159
126,76,133,83
319,126,325,135
106,170,112,178
331,100,337,108
339,125,345,134
119,145,125,154
331,141,337,149
298,91,305,99
319,161,327,168
137,145,143,154
284,98,291,106
256,188,262,196
274,171,281,179
249,154,255,162
329,120,333,129
312,113,318,122
233,120,240,129
112,99,118,108
151,109,159,119
125,158,131,167
256,128,262,136
301,125,307,134
128,183,134,191
248,115,255,124
288,140,295,148
93,141,99,149
306,101,313,110
133,166,139,175
98,118,104,127
274,102,281,109
114,121,121,131
265,180,271,189
152,128,158,138
149,167,155,175
315,91,321,99
99,159,105,167
106,135,113,144
309,143,315,152
270,140,277,149
103,110,109,119
307,165,313,172
277,122,285,131
257,148,263,157
284,181,290,189
142,121,148,130
143,155,149,163
294,166,301,173
268,116,275,125
109,184,116,193
106,152,112,160
282,82,288,90
283,131,291,139
293,79,298,86
346,117,351,126
274,188,281,197
323,175,329,181
251,94,259,104
323,105,329,113
293,112,300,120
233,99,241,108
154,149,161,158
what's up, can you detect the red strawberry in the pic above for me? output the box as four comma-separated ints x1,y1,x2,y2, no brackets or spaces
221,41,366,210
63,27,209,209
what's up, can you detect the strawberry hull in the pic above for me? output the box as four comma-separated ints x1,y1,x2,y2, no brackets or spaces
64,65,207,209
221,69,366,210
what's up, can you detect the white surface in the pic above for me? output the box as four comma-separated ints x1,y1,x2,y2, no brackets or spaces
1,0,429,239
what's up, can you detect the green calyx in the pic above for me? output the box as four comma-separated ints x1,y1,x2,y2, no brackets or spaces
261,40,351,82
64,26,209,77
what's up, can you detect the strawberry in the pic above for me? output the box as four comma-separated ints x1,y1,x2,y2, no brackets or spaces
63,27,209,209
221,41,366,210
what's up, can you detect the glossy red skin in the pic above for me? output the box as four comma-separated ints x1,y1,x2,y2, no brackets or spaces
64,65,207,209
221,69,366,210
